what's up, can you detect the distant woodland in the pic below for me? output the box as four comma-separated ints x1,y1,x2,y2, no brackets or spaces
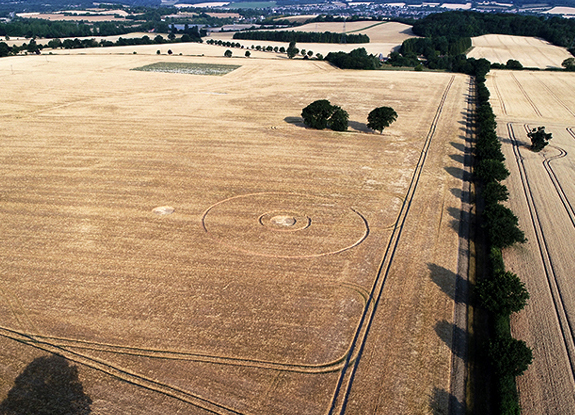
233,30,369,44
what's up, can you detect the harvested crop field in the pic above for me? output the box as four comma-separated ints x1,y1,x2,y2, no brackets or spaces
468,34,572,69
209,21,417,57
487,70,575,414
0,53,470,414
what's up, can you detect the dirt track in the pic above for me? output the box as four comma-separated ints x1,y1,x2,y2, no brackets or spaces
0,53,469,414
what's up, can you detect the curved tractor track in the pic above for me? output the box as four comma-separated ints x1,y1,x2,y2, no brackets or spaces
328,75,456,415
507,123,575,386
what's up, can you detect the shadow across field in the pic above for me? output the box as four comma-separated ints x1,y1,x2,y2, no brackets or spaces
429,387,465,415
284,117,372,133
435,319,467,360
0,354,92,415
284,116,305,126
428,263,471,305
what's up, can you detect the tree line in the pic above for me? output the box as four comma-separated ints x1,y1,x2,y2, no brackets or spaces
232,30,369,44
473,71,533,415
0,32,202,56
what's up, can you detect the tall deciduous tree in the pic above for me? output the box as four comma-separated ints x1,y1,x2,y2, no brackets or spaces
328,107,349,131
301,100,335,130
476,270,529,316
367,106,398,133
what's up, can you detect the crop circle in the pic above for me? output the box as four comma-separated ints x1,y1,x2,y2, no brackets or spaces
202,192,368,258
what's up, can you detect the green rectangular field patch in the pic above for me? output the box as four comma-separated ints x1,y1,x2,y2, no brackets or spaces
131,62,241,75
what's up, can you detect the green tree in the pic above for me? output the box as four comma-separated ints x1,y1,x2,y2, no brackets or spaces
476,159,510,183
483,181,509,205
527,126,552,152
224,49,232,58
328,107,349,131
0,41,9,57
483,203,526,248
488,335,533,377
561,57,575,70
301,99,335,130
367,106,398,133
505,59,523,70
476,270,529,316
287,41,299,59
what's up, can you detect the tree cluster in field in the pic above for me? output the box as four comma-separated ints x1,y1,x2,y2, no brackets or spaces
411,11,575,54
474,74,532,415
325,48,381,70
301,99,397,133
389,39,492,75
1,31,202,56
232,30,369,44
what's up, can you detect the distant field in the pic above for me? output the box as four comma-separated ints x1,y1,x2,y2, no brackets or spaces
210,21,417,57
225,1,276,8
468,34,572,69
0,53,469,414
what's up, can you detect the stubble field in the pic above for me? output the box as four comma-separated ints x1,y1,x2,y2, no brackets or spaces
487,70,575,414
0,53,469,414
468,34,572,69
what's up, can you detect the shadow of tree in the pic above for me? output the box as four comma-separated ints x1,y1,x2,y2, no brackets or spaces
428,263,472,304
284,116,305,126
348,120,372,133
435,319,467,360
0,354,92,415
429,387,465,415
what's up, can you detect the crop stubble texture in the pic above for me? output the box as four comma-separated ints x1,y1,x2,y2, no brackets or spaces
487,70,575,414
0,54,468,414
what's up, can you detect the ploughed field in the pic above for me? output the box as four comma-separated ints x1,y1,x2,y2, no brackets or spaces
0,54,470,414
487,70,575,414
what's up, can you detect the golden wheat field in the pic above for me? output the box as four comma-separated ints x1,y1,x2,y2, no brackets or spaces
468,34,572,69
209,21,417,57
0,51,470,414
487,70,575,414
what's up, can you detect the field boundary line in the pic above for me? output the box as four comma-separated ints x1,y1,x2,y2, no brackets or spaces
507,123,575,386
327,75,456,415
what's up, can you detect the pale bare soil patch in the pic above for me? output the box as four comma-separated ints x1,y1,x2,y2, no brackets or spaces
468,34,572,69
487,70,575,414
0,53,468,414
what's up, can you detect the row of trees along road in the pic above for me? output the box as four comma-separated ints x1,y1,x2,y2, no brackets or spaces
301,100,397,133
474,68,533,415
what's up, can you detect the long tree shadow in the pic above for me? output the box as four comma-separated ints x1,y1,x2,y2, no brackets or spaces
0,354,92,415
428,263,472,305
429,387,465,415
435,319,467,360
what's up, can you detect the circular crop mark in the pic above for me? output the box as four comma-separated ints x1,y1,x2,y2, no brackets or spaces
258,211,311,232
202,193,368,258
